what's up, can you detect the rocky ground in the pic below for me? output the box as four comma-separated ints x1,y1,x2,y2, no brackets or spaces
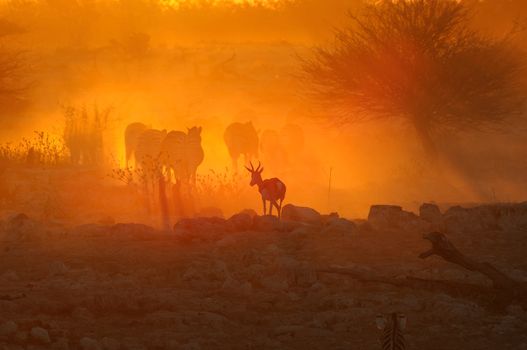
0,204,527,350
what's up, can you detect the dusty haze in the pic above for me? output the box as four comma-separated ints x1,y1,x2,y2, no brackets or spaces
1,0,526,221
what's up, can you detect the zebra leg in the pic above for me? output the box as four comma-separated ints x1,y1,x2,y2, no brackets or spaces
232,157,238,173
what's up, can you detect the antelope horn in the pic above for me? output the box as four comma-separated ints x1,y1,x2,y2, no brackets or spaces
244,165,252,172
256,161,261,172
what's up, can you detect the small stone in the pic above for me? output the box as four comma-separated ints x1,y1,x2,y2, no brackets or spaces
0,321,17,337
80,337,101,350
30,327,50,344
52,338,70,350
101,337,120,350
14,331,28,344
71,307,94,320
180,342,201,350
49,261,68,276
1,270,19,282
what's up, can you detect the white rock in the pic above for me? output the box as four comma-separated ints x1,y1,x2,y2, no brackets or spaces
0,320,17,336
101,337,120,350
180,342,201,350
1,270,19,282
30,327,51,344
49,261,69,276
80,337,102,350
52,337,70,350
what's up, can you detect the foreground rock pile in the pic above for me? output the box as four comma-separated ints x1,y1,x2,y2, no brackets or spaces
0,202,526,349
173,204,356,243
367,201,527,234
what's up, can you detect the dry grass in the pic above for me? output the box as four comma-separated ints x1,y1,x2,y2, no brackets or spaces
63,103,112,167
195,168,250,214
0,131,68,168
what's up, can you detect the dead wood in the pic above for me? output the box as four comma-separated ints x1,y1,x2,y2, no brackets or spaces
318,231,527,310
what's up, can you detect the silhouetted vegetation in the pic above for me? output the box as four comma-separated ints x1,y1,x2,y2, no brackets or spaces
63,104,111,166
0,18,29,113
302,0,527,155
0,131,67,167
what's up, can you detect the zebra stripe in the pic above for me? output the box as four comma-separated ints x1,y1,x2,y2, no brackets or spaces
134,129,167,167
160,127,204,182
124,122,149,167
377,313,406,350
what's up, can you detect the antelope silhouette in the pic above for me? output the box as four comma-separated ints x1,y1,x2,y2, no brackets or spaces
245,161,286,218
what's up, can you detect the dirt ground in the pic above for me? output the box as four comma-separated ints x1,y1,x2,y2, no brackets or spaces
0,215,527,350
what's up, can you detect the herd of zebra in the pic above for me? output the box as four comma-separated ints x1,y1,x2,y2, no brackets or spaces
125,121,304,183
125,122,204,184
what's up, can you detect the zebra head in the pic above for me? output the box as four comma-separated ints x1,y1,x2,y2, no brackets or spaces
187,126,202,141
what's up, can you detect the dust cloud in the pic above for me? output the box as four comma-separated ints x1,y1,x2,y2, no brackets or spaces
0,0,526,223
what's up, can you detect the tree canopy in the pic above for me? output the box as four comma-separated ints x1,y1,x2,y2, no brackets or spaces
302,0,527,154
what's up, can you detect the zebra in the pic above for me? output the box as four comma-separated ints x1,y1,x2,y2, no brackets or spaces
134,128,167,169
124,122,149,167
376,312,407,350
223,121,259,171
160,127,204,184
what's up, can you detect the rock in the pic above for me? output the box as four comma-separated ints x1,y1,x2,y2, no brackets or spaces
321,212,339,225
353,219,373,232
4,213,38,241
49,261,68,276
71,307,94,320
110,223,157,237
368,205,429,232
222,277,252,296
7,213,29,227
101,337,120,350
443,203,527,233
0,270,18,282
180,342,201,350
419,203,442,223
30,327,50,344
195,206,224,219
80,337,101,350
260,274,289,291
14,331,28,344
239,209,258,218
52,338,70,350
281,204,321,224
322,217,356,234
174,217,227,241
252,215,281,231
0,321,17,337
226,212,253,232
6,345,25,350
216,235,238,248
